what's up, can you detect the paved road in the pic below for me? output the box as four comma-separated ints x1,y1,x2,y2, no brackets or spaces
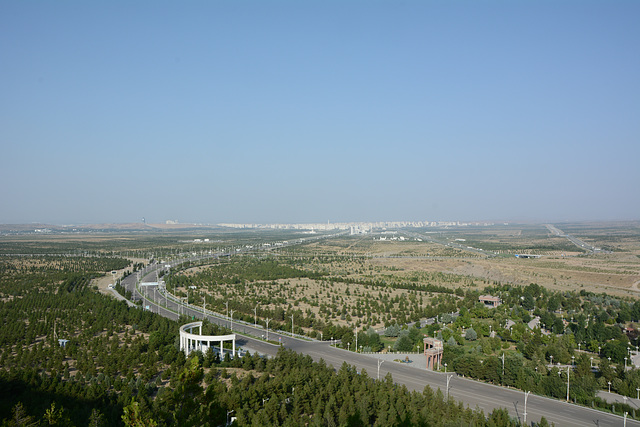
119,257,639,427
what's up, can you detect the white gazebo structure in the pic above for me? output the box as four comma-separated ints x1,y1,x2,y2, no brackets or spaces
179,321,237,357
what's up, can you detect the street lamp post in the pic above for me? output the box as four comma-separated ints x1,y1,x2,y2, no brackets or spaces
377,359,384,380
608,381,611,393
444,363,447,373
225,301,229,326
566,365,570,402
291,315,295,337
230,310,234,331
446,374,453,399
524,391,530,426
254,305,258,327
265,318,271,341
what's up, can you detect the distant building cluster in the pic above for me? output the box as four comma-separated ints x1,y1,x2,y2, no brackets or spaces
350,225,369,235
376,234,407,241
218,220,495,230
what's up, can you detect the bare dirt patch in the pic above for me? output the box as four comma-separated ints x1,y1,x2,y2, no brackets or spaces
93,258,147,295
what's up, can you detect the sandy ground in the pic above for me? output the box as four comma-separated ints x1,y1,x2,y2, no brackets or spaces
93,258,147,295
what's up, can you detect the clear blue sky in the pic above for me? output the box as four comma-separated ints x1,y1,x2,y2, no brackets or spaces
1,1,638,224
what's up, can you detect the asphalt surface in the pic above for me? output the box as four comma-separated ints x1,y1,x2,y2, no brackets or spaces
119,259,640,427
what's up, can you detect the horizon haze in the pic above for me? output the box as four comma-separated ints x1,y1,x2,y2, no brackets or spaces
1,1,639,225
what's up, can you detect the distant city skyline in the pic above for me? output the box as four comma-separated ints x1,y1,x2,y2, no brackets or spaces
1,1,639,225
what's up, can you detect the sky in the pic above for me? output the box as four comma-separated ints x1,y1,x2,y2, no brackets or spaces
1,1,639,225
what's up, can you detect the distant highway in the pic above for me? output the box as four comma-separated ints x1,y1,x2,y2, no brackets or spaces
545,224,609,254
118,242,636,427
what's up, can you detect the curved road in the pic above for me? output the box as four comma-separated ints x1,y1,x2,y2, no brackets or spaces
120,257,639,427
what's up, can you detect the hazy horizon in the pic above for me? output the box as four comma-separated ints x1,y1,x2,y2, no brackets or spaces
3,217,640,228
2,1,639,225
